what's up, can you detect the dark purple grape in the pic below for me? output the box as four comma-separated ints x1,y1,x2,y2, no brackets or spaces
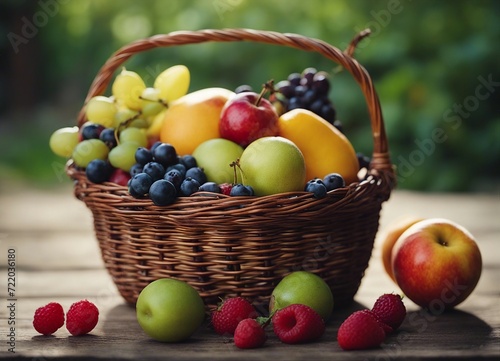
287,73,301,86
309,99,324,114
294,85,307,97
321,103,337,123
333,120,343,133
301,67,317,82
312,72,330,96
149,179,177,206
276,80,294,98
235,85,253,93
302,89,317,106
287,97,304,110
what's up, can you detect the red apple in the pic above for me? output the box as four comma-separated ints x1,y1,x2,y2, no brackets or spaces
219,92,279,147
391,218,482,310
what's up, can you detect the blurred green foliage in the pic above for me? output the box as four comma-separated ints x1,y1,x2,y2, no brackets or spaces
0,0,498,192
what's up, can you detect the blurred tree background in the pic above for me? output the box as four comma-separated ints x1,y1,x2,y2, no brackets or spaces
0,0,498,192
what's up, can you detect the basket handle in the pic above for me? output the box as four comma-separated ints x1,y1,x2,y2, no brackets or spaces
77,28,394,176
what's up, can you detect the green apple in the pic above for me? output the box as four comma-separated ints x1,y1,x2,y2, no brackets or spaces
192,138,244,184
238,136,306,196
269,271,334,321
136,278,206,342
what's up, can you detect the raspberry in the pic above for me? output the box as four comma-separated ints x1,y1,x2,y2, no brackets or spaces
66,300,99,336
211,297,258,336
371,293,407,330
233,318,267,349
33,302,65,335
337,309,386,350
272,304,325,344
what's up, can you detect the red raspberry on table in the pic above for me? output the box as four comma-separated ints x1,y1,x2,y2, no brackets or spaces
211,297,258,335
65,300,99,336
233,318,267,349
371,293,407,330
272,304,325,344
337,309,386,350
33,302,65,335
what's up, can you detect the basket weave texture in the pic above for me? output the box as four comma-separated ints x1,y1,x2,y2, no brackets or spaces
67,28,396,308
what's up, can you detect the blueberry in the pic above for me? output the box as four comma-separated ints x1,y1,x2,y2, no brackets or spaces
164,169,184,191
99,128,118,148
230,184,254,196
180,155,197,169
142,162,165,181
153,143,178,167
135,147,153,165
129,163,144,177
81,123,105,140
323,173,345,191
85,159,113,183
149,141,162,154
128,173,153,198
199,182,221,194
167,163,187,178
185,167,207,185
149,180,177,206
305,178,327,198
180,177,200,196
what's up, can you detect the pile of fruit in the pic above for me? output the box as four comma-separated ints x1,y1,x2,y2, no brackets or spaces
50,64,368,205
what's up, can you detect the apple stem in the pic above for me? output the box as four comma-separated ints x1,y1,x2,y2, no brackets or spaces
255,80,275,106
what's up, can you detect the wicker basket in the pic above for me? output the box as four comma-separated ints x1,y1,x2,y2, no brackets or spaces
66,28,396,308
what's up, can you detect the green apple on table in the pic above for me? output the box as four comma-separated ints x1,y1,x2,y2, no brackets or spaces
136,278,206,342
269,271,334,321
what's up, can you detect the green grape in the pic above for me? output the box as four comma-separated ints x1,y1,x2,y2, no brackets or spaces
49,126,79,157
72,139,109,168
154,65,190,104
140,87,165,117
119,127,148,147
108,141,141,171
112,68,146,111
85,96,117,127
129,117,150,129
114,107,140,128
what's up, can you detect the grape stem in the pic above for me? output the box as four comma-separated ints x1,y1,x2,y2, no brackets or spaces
255,80,275,106
230,159,242,185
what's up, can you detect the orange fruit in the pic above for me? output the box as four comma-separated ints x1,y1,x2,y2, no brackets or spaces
159,87,235,155
380,217,424,282
278,109,359,184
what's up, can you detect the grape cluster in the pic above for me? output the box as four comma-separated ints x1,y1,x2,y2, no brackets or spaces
275,67,342,132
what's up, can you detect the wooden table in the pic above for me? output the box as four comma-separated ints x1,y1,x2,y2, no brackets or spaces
1,186,499,360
